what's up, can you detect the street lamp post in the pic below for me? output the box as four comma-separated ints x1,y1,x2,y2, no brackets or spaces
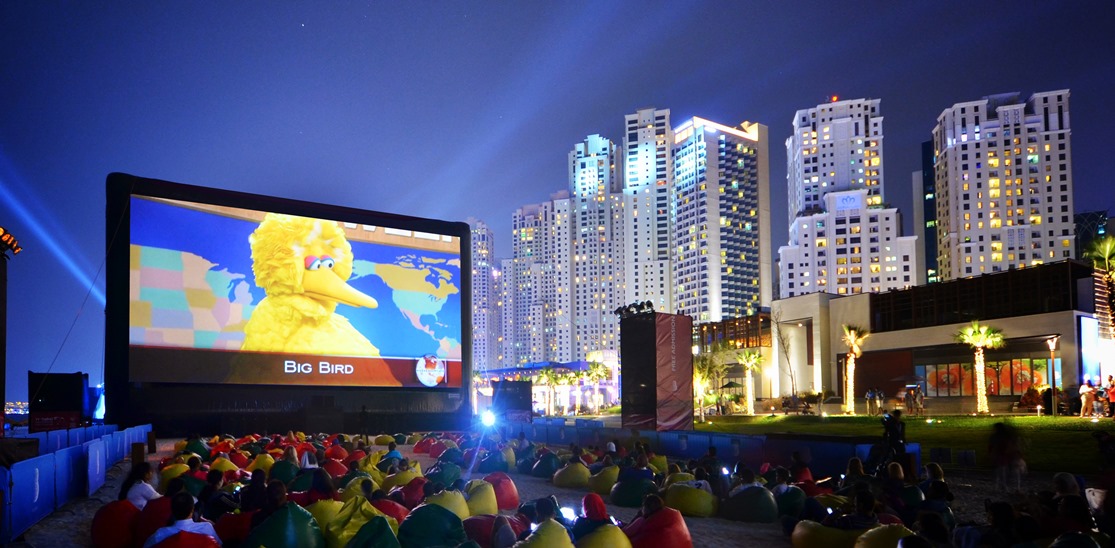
1047,335,1060,417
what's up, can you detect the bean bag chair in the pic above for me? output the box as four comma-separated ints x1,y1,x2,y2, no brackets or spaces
790,520,870,548
159,463,189,487
610,479,657,508
319,445,345,463
464,480,498,516
483,472,520,511
306,499,344,530
228,451,250,469
324,497,400,548
185,439,211,460
284,470,313,491
462,514,530,548
344,449,366,466
375,434,396,446
242,502,326,548
245,453,275,475
345,515,402,548
214,510,256,546
92,500,139,548
461,448,480,468
649,455,667,474
339,469,372,492
531,453,562,479
184,475,209,498
622,507,691,548
173,440,188,453
414,438,435,454
514,520,574,547
854,524,913,548
133,496,173,548
425,489,471,520
208,457,238,474
664,483,718,518
406,434,424,445
397,503,467,548
720,485,778,523
441,438,460,449
664,472,694,488
149,531,221,548
398,477,429,509
372,498,411,524
776,485,807,518
813,493,849,512
425,462,462,488
516,457,537,475
322,458,348,480
576,523,632,548
477,450,508,474
588,466,619,497
393,433,408,446
898,484,925,509
269,460,299,485
209,440,235,459
340,475,377,503
553,462,590,489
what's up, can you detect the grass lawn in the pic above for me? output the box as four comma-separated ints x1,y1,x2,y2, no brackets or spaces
695,414,1113,475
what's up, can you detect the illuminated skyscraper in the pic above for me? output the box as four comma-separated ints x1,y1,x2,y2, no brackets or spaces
467,218,496,372
511,193,573,365
672,117,771,322
932,90,1075,279
621,107,674,312
497,258,515,368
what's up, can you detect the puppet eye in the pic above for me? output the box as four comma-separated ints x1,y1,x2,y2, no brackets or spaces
320,256,335,269
304,256,322,270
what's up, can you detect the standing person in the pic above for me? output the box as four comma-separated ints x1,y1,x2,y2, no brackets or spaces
1108,376,1115,417
360,405,371,444
865,387,877,416
882,409,906,458
875,388,885,414
1096,383,1109,418
987,422,1024,493
904,389,915,414
915,386,925,418
1081,381,1095,418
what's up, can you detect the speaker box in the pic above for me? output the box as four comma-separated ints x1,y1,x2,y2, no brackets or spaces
620,312,694,432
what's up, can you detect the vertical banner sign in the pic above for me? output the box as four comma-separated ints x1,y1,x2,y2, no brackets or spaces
656,313,694,431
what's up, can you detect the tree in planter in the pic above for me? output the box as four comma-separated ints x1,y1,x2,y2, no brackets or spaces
736,350,762,416
957,321,1005,414
841,325,870,415
694,342,732,420
772,309,798,399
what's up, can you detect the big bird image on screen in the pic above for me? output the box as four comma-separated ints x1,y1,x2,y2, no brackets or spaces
241,213,380,356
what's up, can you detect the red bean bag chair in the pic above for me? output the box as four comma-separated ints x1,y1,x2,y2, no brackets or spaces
325,444,348,461
322,458,348,479
399,476,429,509
297,441,316,460
623,507,692,548
344,449,366,465
482,472,520,511
371,498,410,524
214,510,256,545
463,514,531,548
133,496,173,548
150,531,221,548
462,448,481,470
228,452,249,469
209,440,234,459
428,441,449,459
794,480,833,498
235,435,256,448
92,500,140,548
414,438,436,454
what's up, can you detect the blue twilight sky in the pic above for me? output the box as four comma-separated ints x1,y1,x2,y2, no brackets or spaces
1,2,1113,402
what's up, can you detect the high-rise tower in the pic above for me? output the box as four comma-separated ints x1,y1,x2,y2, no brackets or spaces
468,218,496,372
621,107,674,312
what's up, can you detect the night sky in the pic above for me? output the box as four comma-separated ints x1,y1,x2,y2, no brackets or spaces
2,2,1113,402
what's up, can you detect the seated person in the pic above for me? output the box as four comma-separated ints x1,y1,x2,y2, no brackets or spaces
571,493,611,541
186,456,207,482
120,462,161,511
250,481,289,529
727,467,764,498
198,469,240,521
588,455,613,475
824,490,879,531
289,468,338,506
767,467,793,497
143,492,222,547
513,496,573,546
383,442,404,461
917,462,947,496
617,454,654,483
840,457,871,494
679,468,714,494
514,432,535,460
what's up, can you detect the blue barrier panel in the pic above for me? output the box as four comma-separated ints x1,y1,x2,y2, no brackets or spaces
545,425,565,445
9,453,56,540
112,431,126,463
683,433,711,459
102,435,116,464
658,431,682,457
68,428,85,448
106,424,118,434
53,445,84,507
0,466,11,543
46,430,66,453
85,440,107,496
575,427,597,448
84,426,97,444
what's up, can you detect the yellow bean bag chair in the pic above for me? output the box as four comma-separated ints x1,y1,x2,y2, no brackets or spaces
664,483,718,518
465,480,498,516
381,469,420,492
517,519,574,548
502,446,517,467
246,453,275,475
340,475,378,502
306,499,343,530
854,524,913,548
209,457,239,473
424,489,470,521
575,523,632,548
159,464,189,487
441,439,459,450
588,465,619,496
791,520,871,548
173,440,188,453
813,493,850,512
324,496,399,548
553,462,591,489
374,434,395,446
649,455,667,474
664,472,694,488
406,434,423,445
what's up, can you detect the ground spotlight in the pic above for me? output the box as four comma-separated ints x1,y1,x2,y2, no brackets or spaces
481,410,496,427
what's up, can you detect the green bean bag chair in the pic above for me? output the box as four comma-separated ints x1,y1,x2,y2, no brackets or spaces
720,485,778,523
776,485,807,517
405,434,423,445
182,475,207,498
289,470,315,492
516,457,537,475
424,489,471,521
464,480,498,516
664,483,718,518
375,435,396,446
664,472,694,488
531,453,562,479
438,448,463,465
588,465,619,496
345,515,401,548
306,499,343,530
609,478,657,508
425,462,462,487
552,462,590,489
790,520,870,548
242,502,326,548
185,439,211,460
854,524,913,548
477,450,508,473
397,503,467,548
575,523,631,548
269,460,300,485
393,434,408,446
325,497,399,548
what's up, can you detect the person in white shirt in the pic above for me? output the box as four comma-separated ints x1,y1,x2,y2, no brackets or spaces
727,467,764,498
119,462,161,511
144,492,222,547
678,467,714,494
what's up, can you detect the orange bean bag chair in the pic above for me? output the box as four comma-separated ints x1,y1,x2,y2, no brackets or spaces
325,444,349,461
622,507,692,548
133,496,173,548
482,472,520,511
92,500,140,548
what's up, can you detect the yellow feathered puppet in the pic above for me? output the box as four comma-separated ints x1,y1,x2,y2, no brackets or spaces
241,213,379,355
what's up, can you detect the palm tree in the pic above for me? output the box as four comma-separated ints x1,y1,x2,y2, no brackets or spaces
556,371,578,415
841,325,870,415
534,367,558,416
957,321,1005,414
694,342,732,420
1086,235,1115,339
736,350,762,416
582,362,610,413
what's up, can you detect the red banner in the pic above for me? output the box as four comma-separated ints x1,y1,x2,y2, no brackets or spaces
656,313,694,432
